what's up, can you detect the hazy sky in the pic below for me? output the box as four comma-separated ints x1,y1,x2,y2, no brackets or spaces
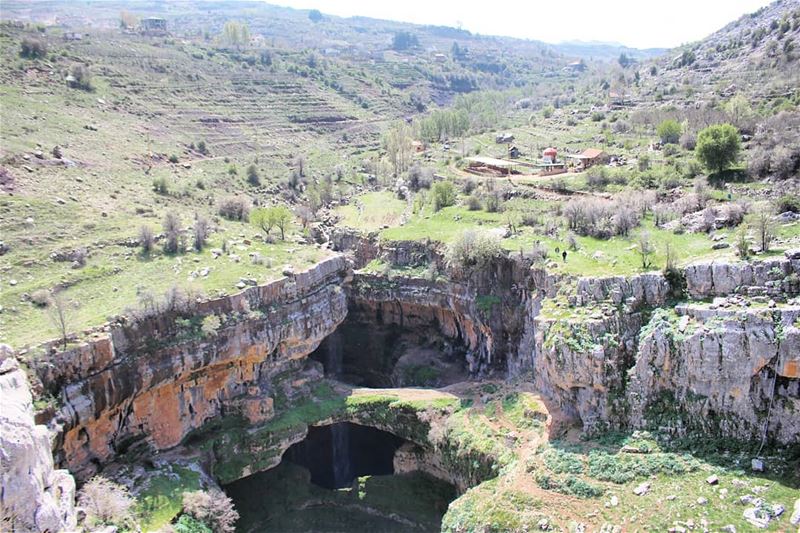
271,0,774,49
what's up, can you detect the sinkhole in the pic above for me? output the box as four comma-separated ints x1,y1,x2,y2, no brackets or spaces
223,422,457,532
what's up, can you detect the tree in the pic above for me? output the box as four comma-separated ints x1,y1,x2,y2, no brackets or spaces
47,293,71,349
182,490,238,533
222,21,250,48
383,122,413,176
139,225,155,255
431,181,456,211
251,206,293,240
120,10,138,29
78,477,136,530
392,31,419,51
656,119,682,145
68,65,93,91
272,206,293,240
753,210,775,253
20,38,47,59
695,124,741,175
162,212,182,254
246,164,260,186
637,231,655,270
618,53,632,68
308,9,323,22
193,215,210,251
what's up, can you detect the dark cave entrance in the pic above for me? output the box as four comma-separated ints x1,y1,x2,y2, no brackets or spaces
285,422,404,489
223,422,457,532
309,312,470,388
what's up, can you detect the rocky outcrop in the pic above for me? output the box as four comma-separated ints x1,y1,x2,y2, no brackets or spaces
32,256,350,479
685,253,800,299
0,345,76,533
627,304,800,443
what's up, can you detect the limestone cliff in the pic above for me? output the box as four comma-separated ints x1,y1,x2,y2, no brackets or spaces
31,256,350,479
0,345,76,533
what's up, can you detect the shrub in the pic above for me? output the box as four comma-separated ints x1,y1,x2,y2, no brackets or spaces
406,164,432,191
20,38,47,59
169,154,179,164
657,119,682,144
174,515,212,533
68,64,93,91
771,145,800,179
197,140,207,155
462,178,477,195
466,195,482,211
753,210,776,252
444,230,502,276
735,227,751,259
431,181,456,211
31,289,51,307
153,176,169,194
193,216,210,251
162,212,182,254
591,111,605,122
182,490,238,533
217,196,250,221
484,191,503,213
78,476,135,529
139,225,155,254
695,124,741,175
679,131,696,150
749,151,771,178
246,164,260,186
201,314,221,336
776,194,800,213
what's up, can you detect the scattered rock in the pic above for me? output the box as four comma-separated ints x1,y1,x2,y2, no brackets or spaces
706,475,719,485
720,525,736,533
609,495,619,507
751,458,764,472
712,242,730,250
790,498,800,525
666,494,677,501
9,279,17,286
235,281,246,290
633,482,650,496
537,518,550,530
743,507,770,528
282,265,294,277
697,496,708,505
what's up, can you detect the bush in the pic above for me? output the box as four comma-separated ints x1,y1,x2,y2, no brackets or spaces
67,64,93,91
591,111,605,122
169,154,179,164
445,230,502,275
466,195,482,211
679,131,696,150
656,119,682,144
182,490,238,533
201,314,221,336
771,145,800,179
174,515,212,533
431,181,456,211
695,124,741,175
218,196,250,221
31,289,51,307
162,212,182,254
193,216,210,251
78,476,135,529
246,164,260,186
139,225,155,254
406,164,432,191
484,191,503,213
153,176,169,194
776,194,800,213
197,140,207,155
20,38,47,59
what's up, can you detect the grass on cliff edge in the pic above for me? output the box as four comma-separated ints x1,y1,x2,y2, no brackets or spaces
133,464,201,532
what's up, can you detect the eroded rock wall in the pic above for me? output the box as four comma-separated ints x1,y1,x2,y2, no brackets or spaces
0,345,76,533
32,256,350,479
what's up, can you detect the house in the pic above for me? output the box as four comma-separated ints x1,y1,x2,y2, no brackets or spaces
465,156,518,176
537,147,567,176
565,148,609,170
140,17,167,35
433,53,447,63
508,145,521,159
567,60,586,72
64,32,83,41
495,132,514,144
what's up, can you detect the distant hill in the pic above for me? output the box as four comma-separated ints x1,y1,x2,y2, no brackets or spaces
552,40,667,62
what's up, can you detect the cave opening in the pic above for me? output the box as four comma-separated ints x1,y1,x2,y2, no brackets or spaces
223,422,457,532
309,314,470,388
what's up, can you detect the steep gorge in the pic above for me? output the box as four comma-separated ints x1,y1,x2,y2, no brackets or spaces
3,238,800,531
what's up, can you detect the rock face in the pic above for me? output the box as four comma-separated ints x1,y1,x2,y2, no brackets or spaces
32,256,350,479
0,345,76,532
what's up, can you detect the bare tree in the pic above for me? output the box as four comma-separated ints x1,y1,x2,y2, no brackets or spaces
78,476,135,528
193,215,210,251
47,293,71,349
753,210,775,253
162,211,182,254
637,231,656,270
138,225,155,255
183,490,239,533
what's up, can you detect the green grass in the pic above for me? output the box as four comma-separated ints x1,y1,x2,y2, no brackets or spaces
134,465,201,532
334,191,408,231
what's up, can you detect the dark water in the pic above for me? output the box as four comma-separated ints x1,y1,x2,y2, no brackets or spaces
224,461,456,533
224,423,456,532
